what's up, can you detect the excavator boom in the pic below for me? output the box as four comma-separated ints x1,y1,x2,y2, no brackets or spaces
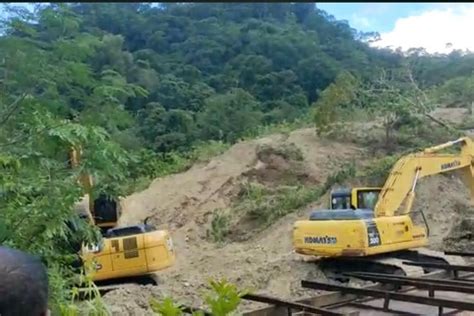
374,137,474,217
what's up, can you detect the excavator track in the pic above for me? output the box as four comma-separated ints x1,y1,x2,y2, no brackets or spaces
318,248,465,283
406,247,466,266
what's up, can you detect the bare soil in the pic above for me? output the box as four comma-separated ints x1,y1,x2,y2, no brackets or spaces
104,129,365,314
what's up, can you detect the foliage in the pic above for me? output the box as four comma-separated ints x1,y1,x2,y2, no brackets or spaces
356,68,416,152
435,74,474,111
312,71,360,135
207,210,231,244
317,66,455,153
197,89,264,143
150,297,186,316
57,260,111,316
0,101,130,308
1,3,412,153
151,279,246,316
0,4,134,312
257,143,304,162
357,155,400,186
204,279,245,316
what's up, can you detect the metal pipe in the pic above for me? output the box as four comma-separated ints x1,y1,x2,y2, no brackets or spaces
411,167,421,192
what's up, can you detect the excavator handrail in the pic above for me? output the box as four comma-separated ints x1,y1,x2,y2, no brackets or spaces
373,137,474,217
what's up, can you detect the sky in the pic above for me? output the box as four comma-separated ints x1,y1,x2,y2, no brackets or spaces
317,3,474,54
2,3,474,54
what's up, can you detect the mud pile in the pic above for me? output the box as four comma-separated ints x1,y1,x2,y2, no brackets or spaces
104,129,365,314
412,175,471,250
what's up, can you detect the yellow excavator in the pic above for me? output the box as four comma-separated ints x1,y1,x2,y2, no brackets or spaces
69,147,176,282
293,137,473,275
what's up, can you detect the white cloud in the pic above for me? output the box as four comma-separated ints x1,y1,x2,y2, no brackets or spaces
372,4,474,54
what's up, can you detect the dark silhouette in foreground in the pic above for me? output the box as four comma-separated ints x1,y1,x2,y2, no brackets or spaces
0,246,49,316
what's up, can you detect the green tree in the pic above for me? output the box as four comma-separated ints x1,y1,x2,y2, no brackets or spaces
197,89,263,142
312,71,359,135
437,74,474,114
0,6,133,310
137,102,197,152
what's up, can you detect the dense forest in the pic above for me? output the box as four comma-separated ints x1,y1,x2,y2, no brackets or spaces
1,2,474,313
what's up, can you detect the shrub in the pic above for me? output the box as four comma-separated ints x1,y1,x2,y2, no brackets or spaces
151,279,247,316
207,210,231,243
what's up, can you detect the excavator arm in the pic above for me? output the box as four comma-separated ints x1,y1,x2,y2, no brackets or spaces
69,147,96,225
69,147,119,230
374,137,474,217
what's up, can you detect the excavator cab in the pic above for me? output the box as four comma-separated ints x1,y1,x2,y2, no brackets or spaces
93,193,120,231
330,187,381,210
330,188,352,209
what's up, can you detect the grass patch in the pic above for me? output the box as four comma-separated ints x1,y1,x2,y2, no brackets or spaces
187,140,231,164
356,155,399,186
257,143,304,162
206,209,231,244
232,163,356,228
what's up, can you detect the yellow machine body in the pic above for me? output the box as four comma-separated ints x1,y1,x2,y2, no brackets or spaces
294,137,474,258
69,147,176,281
293,215,427,257
81,227,175,281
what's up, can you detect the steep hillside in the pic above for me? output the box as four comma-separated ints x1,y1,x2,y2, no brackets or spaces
2,3,404,155
119,128,365,230
105,128,367,314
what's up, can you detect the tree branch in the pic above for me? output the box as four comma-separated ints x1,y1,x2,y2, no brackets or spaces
0,93,27,126
0,121,70,148
403,67,455,131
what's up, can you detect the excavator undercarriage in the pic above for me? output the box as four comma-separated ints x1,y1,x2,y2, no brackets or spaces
318,248,466,283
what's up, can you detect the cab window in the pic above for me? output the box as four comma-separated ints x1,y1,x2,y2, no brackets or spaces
331,196,351,209
357,191,380,209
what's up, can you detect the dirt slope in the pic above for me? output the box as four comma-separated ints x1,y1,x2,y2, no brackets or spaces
103,113,474,314
412,175,472,250
104,129,366,314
